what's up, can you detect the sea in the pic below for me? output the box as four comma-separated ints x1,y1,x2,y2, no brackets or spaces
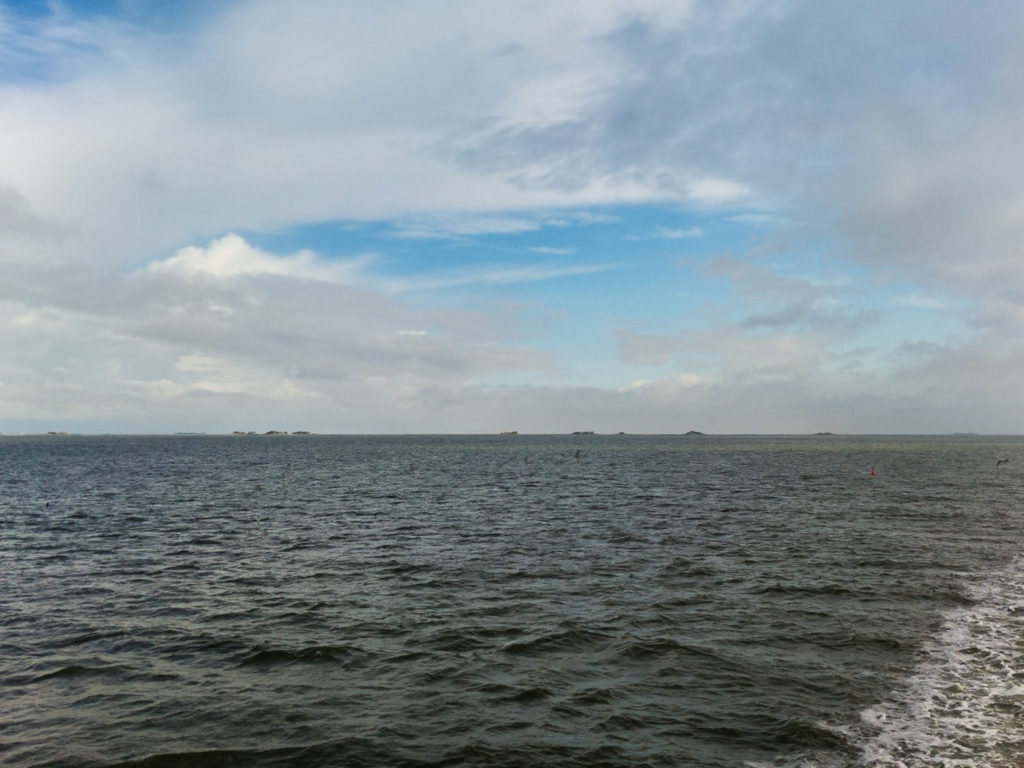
2,434,1023,768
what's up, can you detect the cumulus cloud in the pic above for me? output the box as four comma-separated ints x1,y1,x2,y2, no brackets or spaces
146,234,371,283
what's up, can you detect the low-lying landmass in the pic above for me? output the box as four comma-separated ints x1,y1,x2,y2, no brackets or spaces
232,430,314,436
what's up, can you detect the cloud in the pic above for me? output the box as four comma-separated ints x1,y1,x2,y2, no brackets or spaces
384,262,618,291
728,212,789,228
391,210,619,240
620,373,711,396
146,234,371,283
894,293,953,312
739,302,880,334
144,233,612,294
0,0,720,270
655,226,703,239
703,253,878,334
3,1,1024,433
3,1,1022,291
393,216,542,239
618,332,683,366
0,184,60,236
0,228,575,432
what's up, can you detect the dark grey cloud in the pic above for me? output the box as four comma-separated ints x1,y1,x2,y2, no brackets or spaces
444,0,1024,316
0,185,58,235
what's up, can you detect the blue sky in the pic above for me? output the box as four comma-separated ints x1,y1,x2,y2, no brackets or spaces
0,0,1020,433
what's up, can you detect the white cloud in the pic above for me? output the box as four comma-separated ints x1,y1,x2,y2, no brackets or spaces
655,226,703,239
685,177,750,205
728,212,789,228
175,353,229,372
146,234,371,283
384,262,618,291
620,373,711,395
894,293,951,311
393,216,542,239
391,209,620,240
530,246,575,255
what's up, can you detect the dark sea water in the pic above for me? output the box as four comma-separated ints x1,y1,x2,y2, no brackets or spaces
3,434,1024,768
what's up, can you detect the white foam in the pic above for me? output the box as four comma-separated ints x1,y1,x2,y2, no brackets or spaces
764,560,1024,768
853,560,1024,767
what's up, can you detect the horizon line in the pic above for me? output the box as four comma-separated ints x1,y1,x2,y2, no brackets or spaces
1,431,1018,438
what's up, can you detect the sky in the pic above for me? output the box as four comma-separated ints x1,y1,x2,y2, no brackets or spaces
1,0,1023,434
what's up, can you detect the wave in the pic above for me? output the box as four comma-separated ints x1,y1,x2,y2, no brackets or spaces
6,660,177,688
101,739,382,768
421,626,493,653
237,644,373,668
48,629,128,649
570,686,622,705
98,737,665,768
501,685,552,704
500,625,612,655
31,663,125,682
749,582,872,598
614,636,728,662
659,556,718,578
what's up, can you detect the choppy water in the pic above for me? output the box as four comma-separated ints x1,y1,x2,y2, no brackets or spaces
2,434,1024,768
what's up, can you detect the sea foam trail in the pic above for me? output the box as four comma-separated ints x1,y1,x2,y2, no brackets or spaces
754,558,1024,768
854,558,1024,767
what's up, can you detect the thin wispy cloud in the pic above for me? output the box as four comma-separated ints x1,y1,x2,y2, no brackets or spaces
383,262,619,292
530,246,575,255
392,217,543,239
655,226,703,239
390,210,619,240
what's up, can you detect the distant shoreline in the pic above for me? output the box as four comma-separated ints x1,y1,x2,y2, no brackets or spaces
1,432,1020,438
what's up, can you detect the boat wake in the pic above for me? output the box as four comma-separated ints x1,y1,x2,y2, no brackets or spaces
762,557,1024,768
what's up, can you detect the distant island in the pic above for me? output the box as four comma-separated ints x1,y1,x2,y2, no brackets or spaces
231,430,314,436
685,430,704,435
